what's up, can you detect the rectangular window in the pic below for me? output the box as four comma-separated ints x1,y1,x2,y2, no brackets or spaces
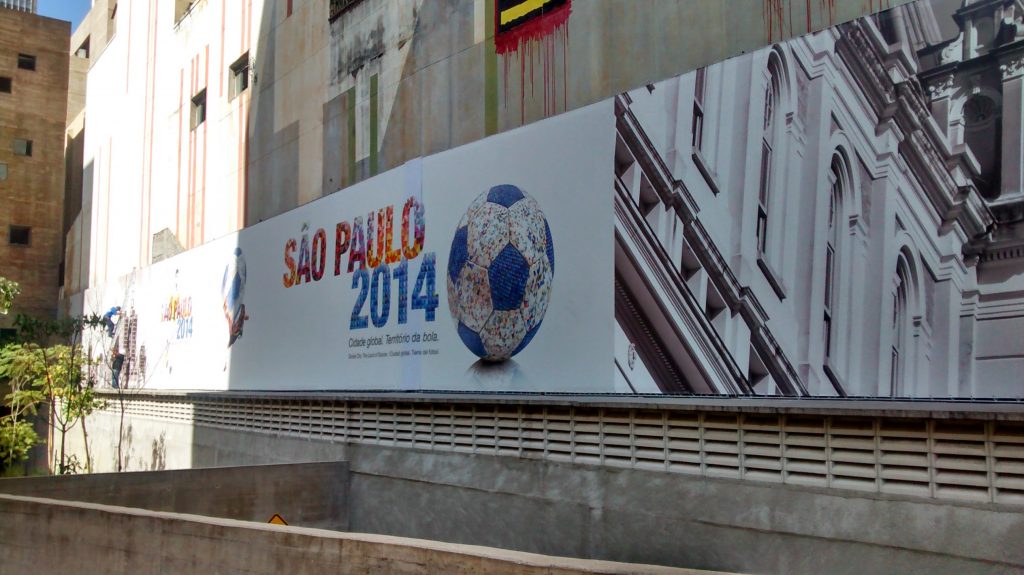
824,244,835,357
229,53,250,100
759,141,772,206
0,163,7,181
890,348,899,393
824,245,835,309
691,68,706,151
13,139,32,157
17,54,36,71
757,140,771,254
0,77,11,93
191,89,207,130
756,209,768,255
8,225,31,246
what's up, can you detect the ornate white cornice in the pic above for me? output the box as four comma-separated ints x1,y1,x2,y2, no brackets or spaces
927,74,955,101
1000,54,1024,81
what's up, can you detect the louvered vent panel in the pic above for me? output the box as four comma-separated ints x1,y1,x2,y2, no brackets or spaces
783,416,828,487
992,422,1024,505
573,411,603,466
877,419,931,498
741,414,783,483
665,412,702,475
931,420,989,502
703,414,741,479
829,416,878,493
93,395,1024,507
601,409,634,468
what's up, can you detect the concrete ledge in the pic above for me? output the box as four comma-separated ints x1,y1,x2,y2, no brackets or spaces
98,389,1024,420
0,461,350,530
0,494,728,575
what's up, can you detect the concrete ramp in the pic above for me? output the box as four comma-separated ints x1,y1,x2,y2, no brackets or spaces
0,461,350,530
0,493,728,575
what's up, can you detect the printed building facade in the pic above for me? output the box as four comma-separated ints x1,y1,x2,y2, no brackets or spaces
614,1,1024,398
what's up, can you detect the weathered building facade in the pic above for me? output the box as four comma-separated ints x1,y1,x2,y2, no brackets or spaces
0,10,69,328
63,0,912,307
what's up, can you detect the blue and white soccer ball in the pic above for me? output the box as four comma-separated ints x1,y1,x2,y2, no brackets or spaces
447,185,554,362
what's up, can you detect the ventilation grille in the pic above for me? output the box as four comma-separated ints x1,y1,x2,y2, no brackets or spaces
102,396,1024,505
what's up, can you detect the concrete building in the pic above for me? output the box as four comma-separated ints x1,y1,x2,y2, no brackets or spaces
0,10,69,330
35,3,1024,573
0,0,36,14
60,0,912,308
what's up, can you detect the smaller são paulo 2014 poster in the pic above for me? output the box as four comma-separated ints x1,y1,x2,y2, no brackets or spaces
86,100,616,393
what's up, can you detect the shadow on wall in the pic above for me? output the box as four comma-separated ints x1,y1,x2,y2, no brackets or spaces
245,1,297,226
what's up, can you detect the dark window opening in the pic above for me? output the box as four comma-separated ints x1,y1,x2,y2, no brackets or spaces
191,89,207,130
330,0,364,21
692,67,706,151
9,225,31,246
0,77,11,93
229,53,250,100
17,54,36,71
13,139,32,157
76,37,90,58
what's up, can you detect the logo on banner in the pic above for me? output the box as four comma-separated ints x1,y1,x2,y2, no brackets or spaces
447,185,554,362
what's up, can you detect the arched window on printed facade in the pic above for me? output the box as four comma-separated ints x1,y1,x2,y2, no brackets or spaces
890,252,914,396
823,155,847,362
757,52,784,258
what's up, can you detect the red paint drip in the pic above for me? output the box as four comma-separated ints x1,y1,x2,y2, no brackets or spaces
766,0,843,42
497,1,571,124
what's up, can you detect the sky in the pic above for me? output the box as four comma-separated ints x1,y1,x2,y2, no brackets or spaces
37,0,91,31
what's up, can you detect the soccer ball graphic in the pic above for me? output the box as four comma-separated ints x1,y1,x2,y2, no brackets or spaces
447,184,554,362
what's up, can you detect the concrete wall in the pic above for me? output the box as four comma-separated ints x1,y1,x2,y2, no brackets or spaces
73,0,914,293
61,409,1024,575
0,494,714,575
0,461,350,530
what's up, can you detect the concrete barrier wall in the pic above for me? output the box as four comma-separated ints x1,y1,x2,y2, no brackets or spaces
57,410,1024,575
0,494,720,575
0,461,350,530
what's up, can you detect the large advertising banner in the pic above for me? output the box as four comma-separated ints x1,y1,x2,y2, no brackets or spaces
86,102,615,392
87,2,1024,399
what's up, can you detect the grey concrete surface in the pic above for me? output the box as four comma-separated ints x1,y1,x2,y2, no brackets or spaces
103,388,1024,420
53,410,1024,574
0,461,350,530
0,494,725,575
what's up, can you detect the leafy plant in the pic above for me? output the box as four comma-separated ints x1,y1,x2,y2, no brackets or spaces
0,314,106,475
0,277,19,316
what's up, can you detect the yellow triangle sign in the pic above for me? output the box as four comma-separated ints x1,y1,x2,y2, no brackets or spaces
268,514,288,525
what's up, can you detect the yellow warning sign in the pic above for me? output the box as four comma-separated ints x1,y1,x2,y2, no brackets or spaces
268,514,288,525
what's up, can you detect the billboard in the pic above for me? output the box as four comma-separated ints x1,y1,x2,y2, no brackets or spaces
87,102,616,392
88,1,1024,398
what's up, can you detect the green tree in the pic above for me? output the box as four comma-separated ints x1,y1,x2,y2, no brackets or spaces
0,313,106,475
14,315,106,474
0,344,45,471
0,277,19,316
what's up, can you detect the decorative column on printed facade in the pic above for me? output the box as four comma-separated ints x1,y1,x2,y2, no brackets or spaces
925,72,955,144
999,53,1024,202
